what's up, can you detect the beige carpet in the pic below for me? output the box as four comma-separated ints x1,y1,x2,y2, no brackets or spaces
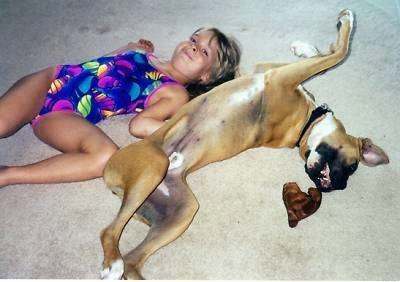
1,0,399,279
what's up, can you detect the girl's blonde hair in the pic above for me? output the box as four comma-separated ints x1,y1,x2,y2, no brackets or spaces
186,27,242,99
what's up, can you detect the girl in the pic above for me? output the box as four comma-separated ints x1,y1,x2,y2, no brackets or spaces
0,27,241,187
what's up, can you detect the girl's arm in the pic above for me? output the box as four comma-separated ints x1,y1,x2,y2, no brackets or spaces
128,86,189,138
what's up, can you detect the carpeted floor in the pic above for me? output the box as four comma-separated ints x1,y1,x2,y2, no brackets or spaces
0,0,399,279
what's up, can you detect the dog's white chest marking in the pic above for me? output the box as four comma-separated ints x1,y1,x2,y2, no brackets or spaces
307,113,337,149
168,152,184,170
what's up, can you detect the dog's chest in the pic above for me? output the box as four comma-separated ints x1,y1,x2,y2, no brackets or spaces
192,74,265,126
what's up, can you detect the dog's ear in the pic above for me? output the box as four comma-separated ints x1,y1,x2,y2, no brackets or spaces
358,138,389,167
282,183,322,228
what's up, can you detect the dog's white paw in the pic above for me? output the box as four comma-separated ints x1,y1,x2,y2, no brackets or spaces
338,9,354,29
101,259,124,280
290,41,319,58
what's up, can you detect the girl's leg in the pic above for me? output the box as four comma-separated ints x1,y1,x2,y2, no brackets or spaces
0,66,56,137
0,111,118,187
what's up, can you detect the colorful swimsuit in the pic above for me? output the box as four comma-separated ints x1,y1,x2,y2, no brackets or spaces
31,50,182,126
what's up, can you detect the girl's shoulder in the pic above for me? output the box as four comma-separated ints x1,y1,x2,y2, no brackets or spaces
150,83,189,107
155,83,189,102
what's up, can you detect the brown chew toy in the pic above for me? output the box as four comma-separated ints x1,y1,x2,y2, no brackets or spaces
282,182,322,228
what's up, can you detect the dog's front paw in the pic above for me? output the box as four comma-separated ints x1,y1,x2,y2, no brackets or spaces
337,9,354,30
101,259,124,280
290,41,320,58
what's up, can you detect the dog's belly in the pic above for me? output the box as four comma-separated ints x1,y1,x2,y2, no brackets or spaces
163,83,266,173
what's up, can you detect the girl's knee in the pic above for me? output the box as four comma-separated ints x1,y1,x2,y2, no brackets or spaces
0,117,16,138
91,143,119,176
99,144,119,165
0,118,7,138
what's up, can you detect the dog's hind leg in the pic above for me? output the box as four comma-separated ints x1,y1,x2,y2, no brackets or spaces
122,173,199,279
100,140,169,279
271,9,354,89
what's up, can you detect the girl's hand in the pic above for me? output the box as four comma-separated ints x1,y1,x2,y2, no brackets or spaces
137,39,155,53
127,39,154,53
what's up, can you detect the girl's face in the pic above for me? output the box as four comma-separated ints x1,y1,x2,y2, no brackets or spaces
171,30,220,84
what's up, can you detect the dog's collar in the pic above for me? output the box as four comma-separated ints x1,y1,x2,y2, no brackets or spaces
295,103,333,147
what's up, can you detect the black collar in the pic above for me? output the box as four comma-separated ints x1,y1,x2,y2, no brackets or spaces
295,103,333,147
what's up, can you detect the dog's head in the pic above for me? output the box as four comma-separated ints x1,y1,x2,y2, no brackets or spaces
303,114,389,192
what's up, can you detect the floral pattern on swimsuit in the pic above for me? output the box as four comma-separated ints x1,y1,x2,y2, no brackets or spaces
31,50,181,125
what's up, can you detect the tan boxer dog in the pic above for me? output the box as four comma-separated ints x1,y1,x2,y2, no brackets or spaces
100,10,389,279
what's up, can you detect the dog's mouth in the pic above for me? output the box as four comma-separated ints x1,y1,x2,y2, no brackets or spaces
306,161,333,192
305,144,352,192
317,163,331,190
